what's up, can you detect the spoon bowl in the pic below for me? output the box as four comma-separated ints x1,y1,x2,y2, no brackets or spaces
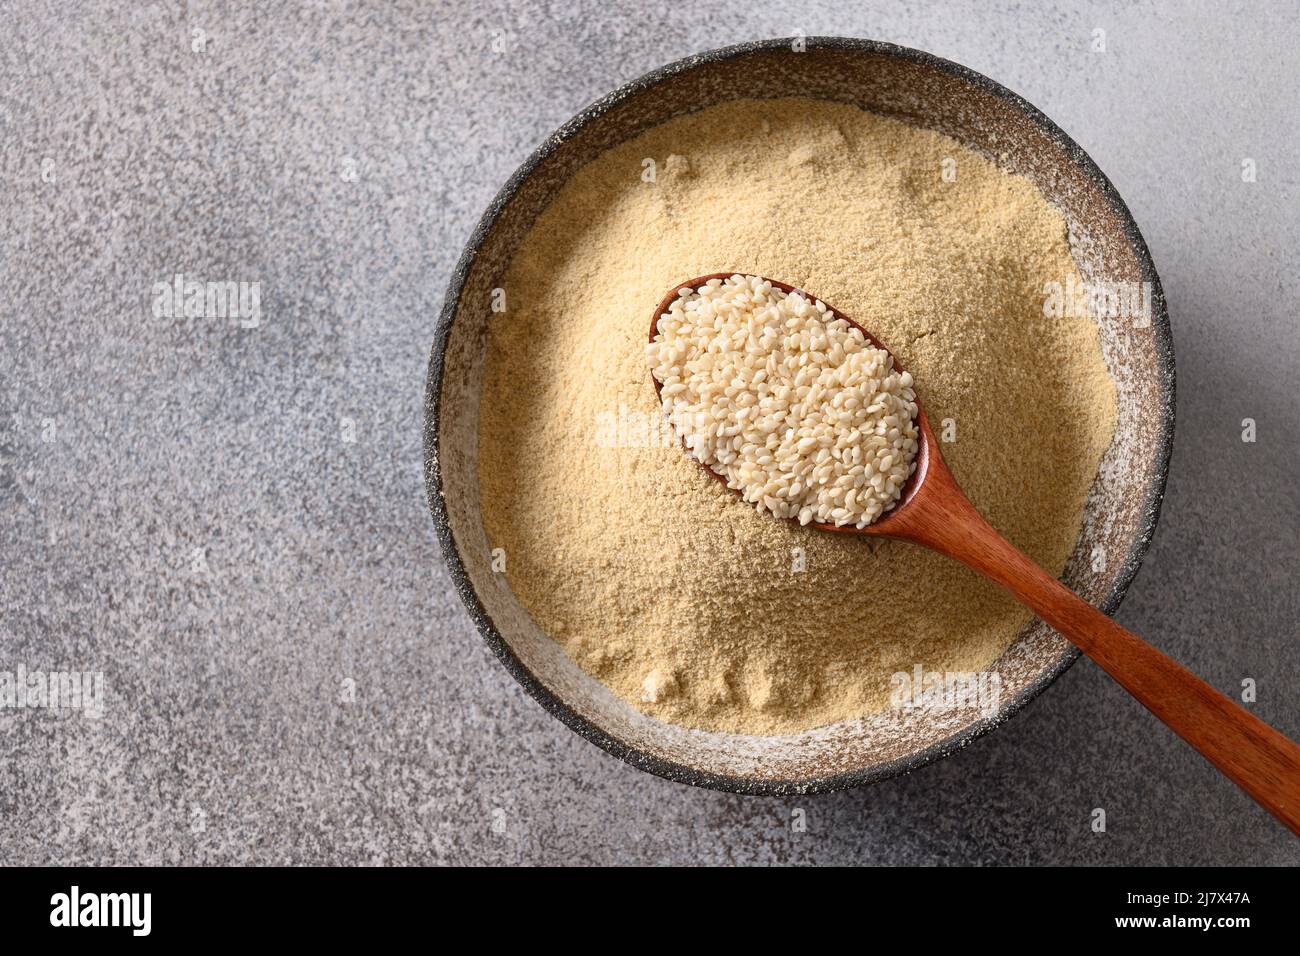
651,273,940,534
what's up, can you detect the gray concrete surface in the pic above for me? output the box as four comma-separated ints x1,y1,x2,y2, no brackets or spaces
1,0,1296,865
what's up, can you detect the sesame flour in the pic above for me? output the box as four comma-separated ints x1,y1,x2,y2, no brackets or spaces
477,98,1117,735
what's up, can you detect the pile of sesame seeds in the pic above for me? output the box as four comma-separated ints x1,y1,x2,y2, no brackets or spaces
648,274,920,528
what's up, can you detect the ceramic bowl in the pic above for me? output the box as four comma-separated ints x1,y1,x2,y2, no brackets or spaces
423,38,1175,793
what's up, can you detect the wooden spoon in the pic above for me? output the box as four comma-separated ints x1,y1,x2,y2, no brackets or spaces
651,273,1300,834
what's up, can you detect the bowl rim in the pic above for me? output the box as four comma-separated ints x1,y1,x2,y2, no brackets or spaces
422,36,1176,795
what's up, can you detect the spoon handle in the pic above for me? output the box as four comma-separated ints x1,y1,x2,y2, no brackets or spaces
892,470,1300,835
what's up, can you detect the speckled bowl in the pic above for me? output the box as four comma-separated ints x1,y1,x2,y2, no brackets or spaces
423,38,1174,794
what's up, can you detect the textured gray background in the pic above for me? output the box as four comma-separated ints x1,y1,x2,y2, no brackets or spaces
1,0,1296,865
